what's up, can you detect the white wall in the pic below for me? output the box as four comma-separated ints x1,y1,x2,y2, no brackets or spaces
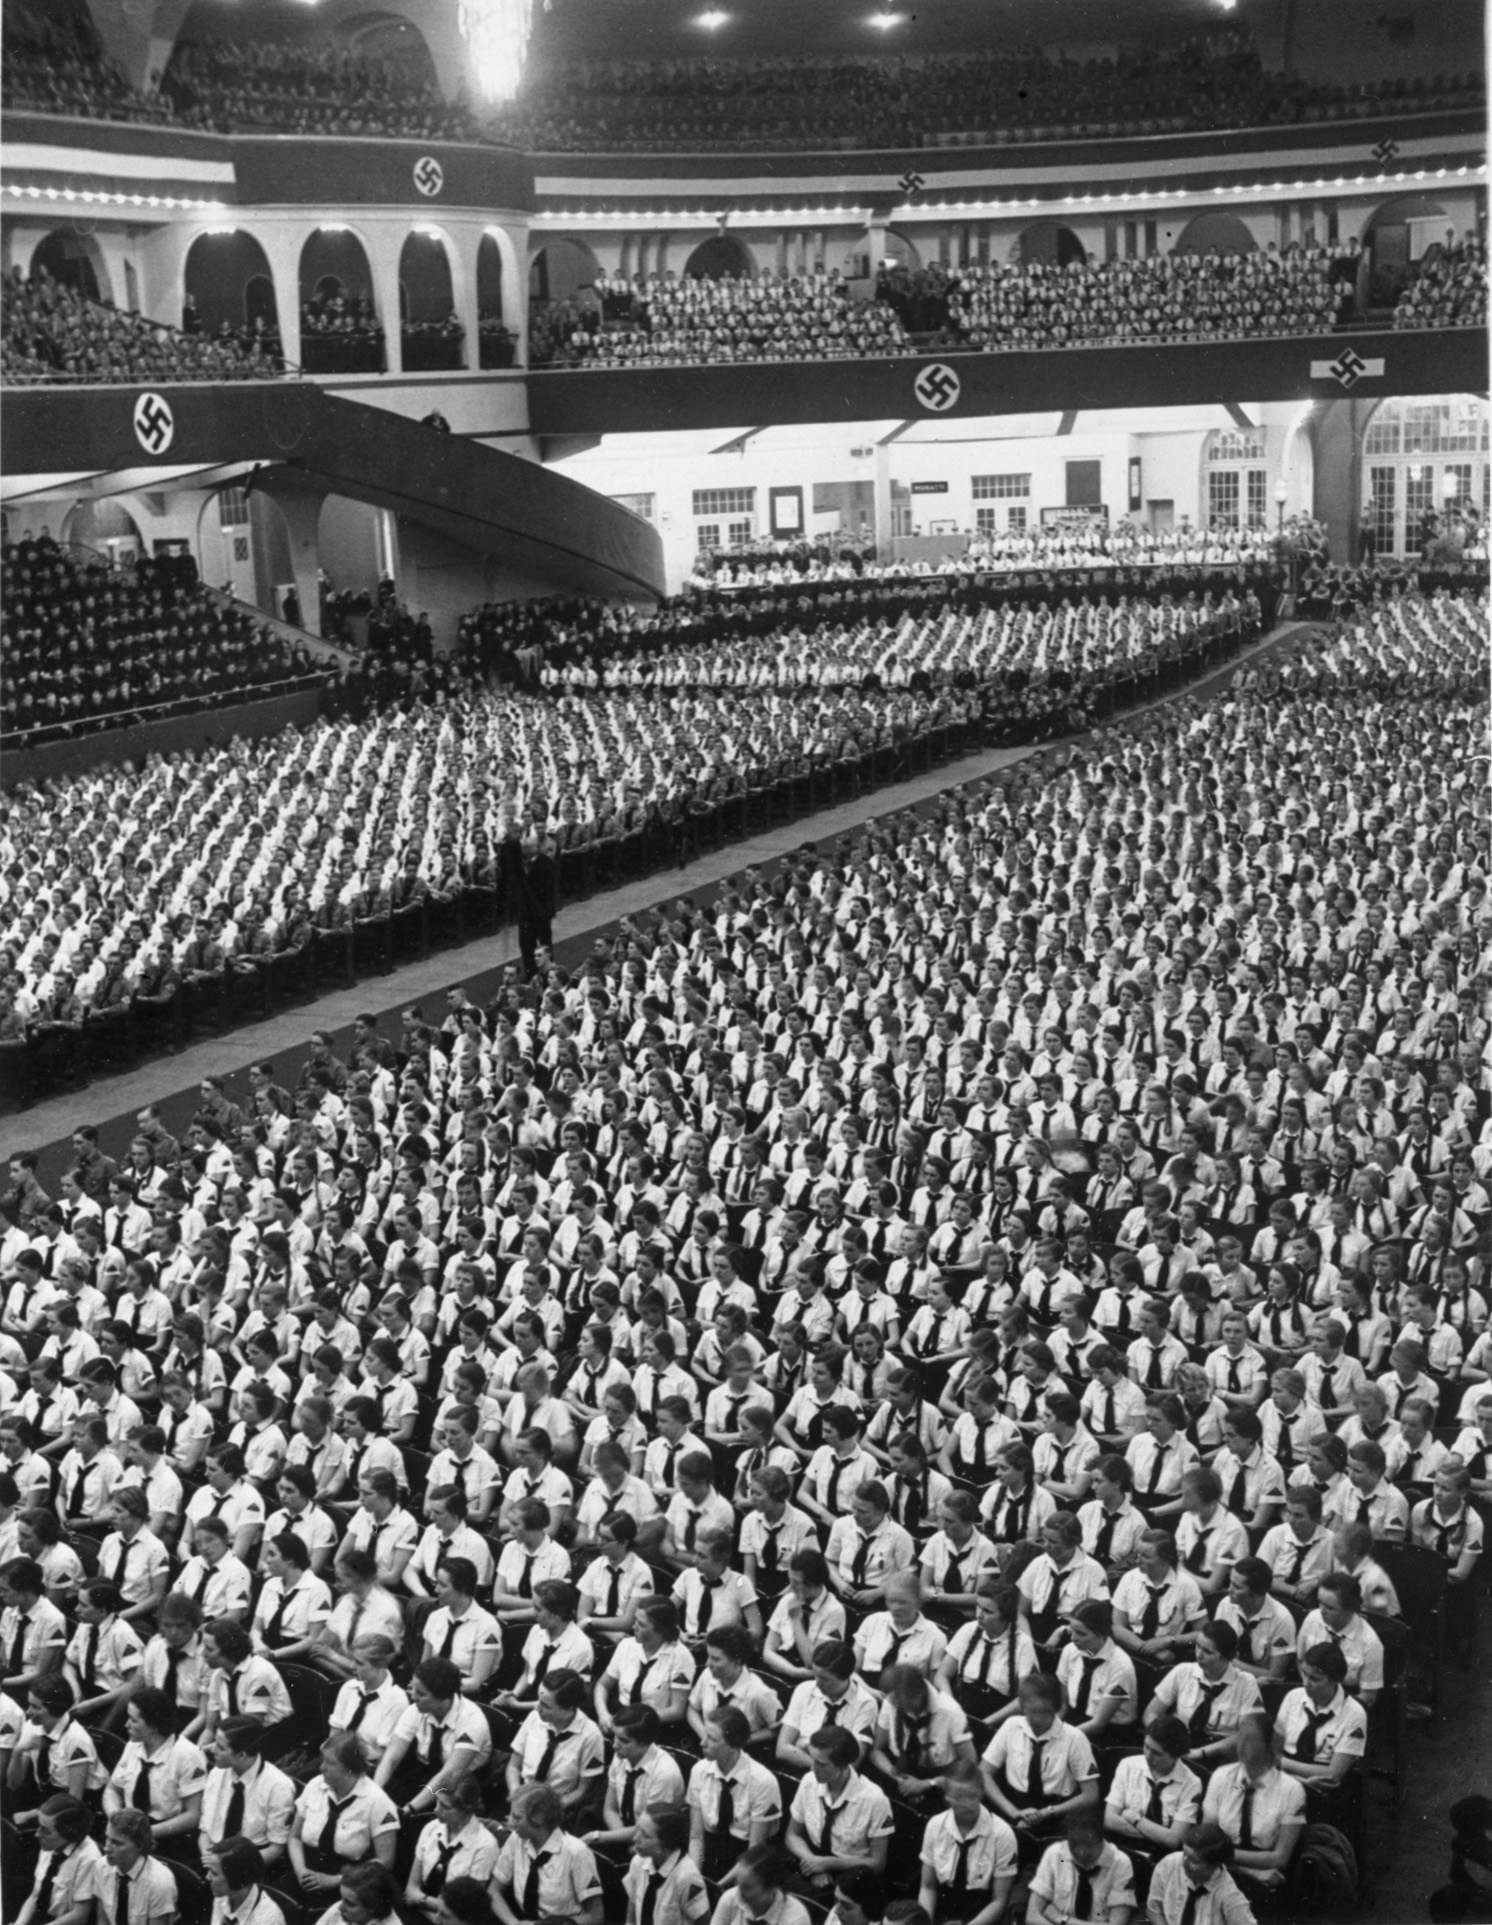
552,402,1306,590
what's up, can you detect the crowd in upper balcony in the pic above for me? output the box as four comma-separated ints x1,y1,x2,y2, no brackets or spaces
533,245,1352,371
498,32,1482,151
298,291,386,376
0,536,324,746
1,7,1482,151
544,271,911,369
943,249,1346,352
2,268,284,386
1391,234,1489,331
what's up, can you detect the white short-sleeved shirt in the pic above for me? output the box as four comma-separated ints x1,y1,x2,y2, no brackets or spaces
17,1714,106,1792
689,1664,782,1737
510,1707,606,1800
412,1816,501,1889
389,1696,493,1770
205,1655,293,1727
1203,1762,1307,1850
1295,1610,1384,1694
874,1685,971,1771
198,1758,296,1850
783,1675,880,1749
1055,1638,1139,1726
109,1735,208,1820
328,1675,410,1761
1149,1661,1262,1742
686,1751,783,1839
493,1828,602,1920
296,1774,400,1861
981,1715,1098,1798
1106,1752,1202,1833
853,1610,947,1681
603,1635,696,1715
1030,1840,1137,1919
788,1767,893,1857
920,1807,1019,1890
1270,1678,1363,1763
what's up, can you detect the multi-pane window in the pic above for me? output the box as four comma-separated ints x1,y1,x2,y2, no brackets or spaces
1404,464,1435,544
217,487,249,529
1368,467,1397,554
1366,396,1488,456
1007,504,1028,532
691,488,755,517
612,493,656,521
975,507,998,536
1207,471,1241,527
972,473,1031,499
1246,471,1268,527
696,523,720,551
726,519,752,546
1443,463,1474,509
1210,430,1265,463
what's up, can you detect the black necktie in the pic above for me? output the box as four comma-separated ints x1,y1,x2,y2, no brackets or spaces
114,1870,130,1925
33,1852,65,1922
1188,1679,1225,1744
1139,1582,1166,1641
1296,1705,1331,1763
130,1758,154,1814
67,1462,93,1518
1022,1734,1047,1802
317,1793,354,1854
1179,1881,1208,1925
715,1773,735,1841
80,1624,101,1695
162,1647,184,1705
439,1614,461,1661
949,1834,972,1895
533,1728,564,1782
1145,1773,1165,1824
518,1551,536,1600
345,1688,376,1734
1070,1655,1101,1720
1238,1780,1256,1850
814,1800,835,1857
639,1869,665,1925
1073,1866,1096,1922
621,1764,643,1826
520,1849,550,1920
1184,1528,1210,1576
424,1834,459,1898
222,1775,246,1839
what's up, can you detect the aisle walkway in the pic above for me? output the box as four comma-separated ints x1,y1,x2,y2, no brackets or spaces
0,618,1309,1173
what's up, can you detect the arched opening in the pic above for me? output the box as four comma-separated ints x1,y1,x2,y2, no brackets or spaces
196,484,257,607
1173,212,1257,256
684,234,757,281
478,233,514,369
30,231,102,302
60,498,143,565
1361,393,1488,557
399,229,463,370
529,238,601,307
881,228,923,273
1016,222,1086,267
1361,196,1450,311
183,229,282,361
299,227,384,374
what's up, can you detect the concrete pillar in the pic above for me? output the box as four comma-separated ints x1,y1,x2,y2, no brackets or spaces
256,478,327,633
366,227,404,374
252,228,306,371
452,228,480,372
873,440,892,564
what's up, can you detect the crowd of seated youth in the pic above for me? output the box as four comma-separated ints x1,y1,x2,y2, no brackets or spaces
0,536,324,747
691,526,1280,593
2,269,285,387
532,590,1261,696
1391,235,1489,331
0,585,1486,1925
535,271,910,370
533,246,1353,372
0,669,974,1039
497,36,1483,152
944,250,1346,353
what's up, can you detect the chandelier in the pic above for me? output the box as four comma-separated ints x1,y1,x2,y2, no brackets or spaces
456,0,534,103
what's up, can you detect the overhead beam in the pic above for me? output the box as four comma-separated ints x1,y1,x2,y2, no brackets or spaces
711,427,767,455
1225,402,1259,431
1056,410,1079,435
877,421,917,446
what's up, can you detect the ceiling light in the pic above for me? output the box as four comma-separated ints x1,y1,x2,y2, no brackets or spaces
868,10,904,29
694,9,729,27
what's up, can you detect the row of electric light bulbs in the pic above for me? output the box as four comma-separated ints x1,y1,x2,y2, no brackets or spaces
694,9,907,25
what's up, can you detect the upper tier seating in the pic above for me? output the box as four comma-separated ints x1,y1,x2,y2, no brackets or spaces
0,537,324,744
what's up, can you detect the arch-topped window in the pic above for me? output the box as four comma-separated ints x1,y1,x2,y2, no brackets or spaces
1363,394,1488,555
1203,427,1268,529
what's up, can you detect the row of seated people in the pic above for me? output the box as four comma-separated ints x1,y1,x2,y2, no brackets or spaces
532,591,1262,691
0,662,978,1037
299,296,385,376
488,36,1485,152
158,42,480,141
943,252,1343,354
1,269,286,387
461,566,1273,690
1391,237,1489,331
0,537,324,747
536,274,909,370
688,530,1281,594
0,583,1485,1921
